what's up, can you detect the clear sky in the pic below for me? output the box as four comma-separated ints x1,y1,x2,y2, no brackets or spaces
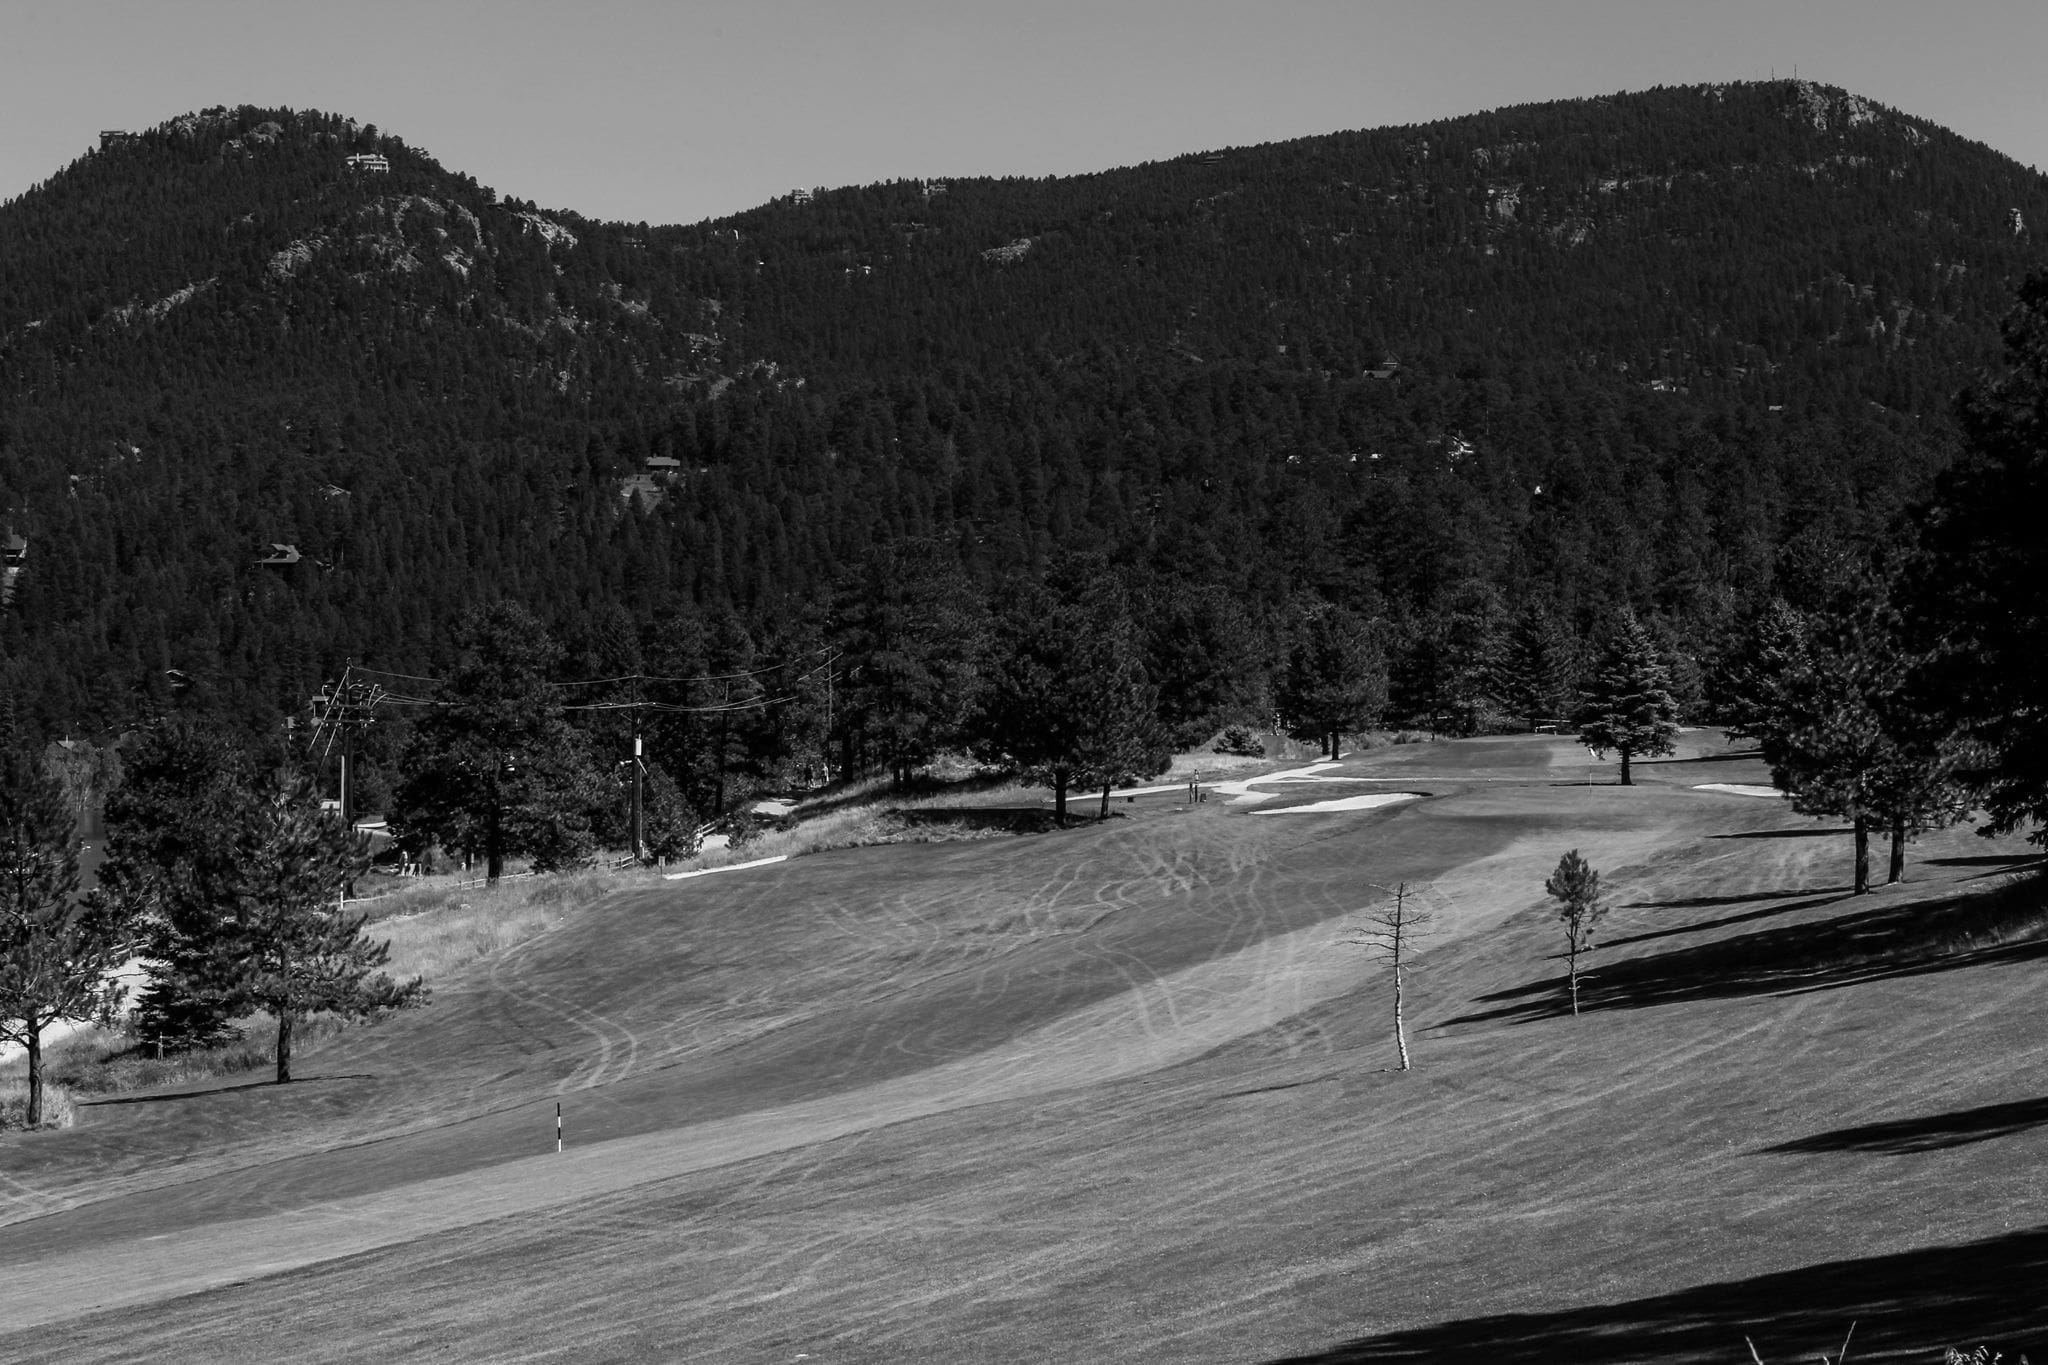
4,0,2044,226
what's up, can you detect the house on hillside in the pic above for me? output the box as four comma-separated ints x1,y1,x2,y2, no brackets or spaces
1,531,23,606
99,130,134,149
345,152,391,174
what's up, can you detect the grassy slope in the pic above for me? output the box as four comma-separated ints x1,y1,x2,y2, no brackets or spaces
1,735,2043,1362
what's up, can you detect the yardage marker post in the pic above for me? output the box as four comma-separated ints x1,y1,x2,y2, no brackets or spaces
556,1101,563,1153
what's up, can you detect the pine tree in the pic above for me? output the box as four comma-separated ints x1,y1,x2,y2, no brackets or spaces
0,750,133,1127
637,762,702,863
1276,604,1388,759
1909,270,2048,842
391,601,600,879
979,569,1168,825
1575,610,1680,785
1712,597,1809,743
97,717,259,1049
1756,589,1963,893
1074,598,1173,819
212,769,424,1083
1494,602,1576,733
1543,850,1605,1016
835,541,990,788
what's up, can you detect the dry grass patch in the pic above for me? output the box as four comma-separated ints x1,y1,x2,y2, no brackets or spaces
0,1076,76,1131
0,1018,308,1097
371,866,626,983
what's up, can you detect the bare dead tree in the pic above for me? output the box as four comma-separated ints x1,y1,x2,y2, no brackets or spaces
1345,881,1439,1071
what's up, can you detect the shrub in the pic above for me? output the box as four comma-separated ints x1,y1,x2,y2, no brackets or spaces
1213,726,1266,757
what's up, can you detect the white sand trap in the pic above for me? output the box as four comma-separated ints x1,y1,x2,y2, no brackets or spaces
1067,762,1351,808
751,799,797,818
1253,792,1424,815
1046,782,1189,805
1693,783,1784,798
664,854,789,881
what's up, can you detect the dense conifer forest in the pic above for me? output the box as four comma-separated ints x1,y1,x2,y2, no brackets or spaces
2,83,2044,811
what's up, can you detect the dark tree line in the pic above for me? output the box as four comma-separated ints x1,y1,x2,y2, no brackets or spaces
3,89,2043,755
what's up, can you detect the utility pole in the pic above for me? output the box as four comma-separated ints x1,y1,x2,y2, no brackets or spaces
631,728,644,862
341,724,355,825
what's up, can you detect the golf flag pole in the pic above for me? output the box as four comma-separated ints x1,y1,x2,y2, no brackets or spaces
556,1101,563,1153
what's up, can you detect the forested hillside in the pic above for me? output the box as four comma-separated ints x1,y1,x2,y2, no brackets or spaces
1,83,2043,769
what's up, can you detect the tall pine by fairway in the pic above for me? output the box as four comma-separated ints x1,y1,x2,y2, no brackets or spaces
218,770,425,1083
1910,270,2048,843
1745,588,1963,894
0,751,132,1127
392,601,602,880
1574,611,1679,785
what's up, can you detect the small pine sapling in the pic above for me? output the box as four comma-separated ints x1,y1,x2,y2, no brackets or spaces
1544,850,1606,1016
1345,881,1438,1070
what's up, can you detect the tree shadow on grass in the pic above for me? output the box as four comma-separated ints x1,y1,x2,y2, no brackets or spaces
1441,881,2048,1028
1625,888,1838,911
1925,853,2045,870
1765,1095,2048,1155
1636,748,1766,766
1708,826,1851,839
1263,1225,2046,1363
78,1074,376,1106
1602,890,1846,949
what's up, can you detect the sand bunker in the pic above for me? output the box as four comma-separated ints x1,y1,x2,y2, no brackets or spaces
1064,762,1359,809
1252,792,1424,815
1693,783,1784,798
664,854,789,881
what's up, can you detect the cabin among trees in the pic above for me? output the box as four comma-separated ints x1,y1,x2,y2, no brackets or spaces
1,531,24,606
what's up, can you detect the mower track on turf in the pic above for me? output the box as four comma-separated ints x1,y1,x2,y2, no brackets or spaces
0,735,1864,1347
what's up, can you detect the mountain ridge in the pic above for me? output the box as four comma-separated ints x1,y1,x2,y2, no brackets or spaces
0,82,2043,746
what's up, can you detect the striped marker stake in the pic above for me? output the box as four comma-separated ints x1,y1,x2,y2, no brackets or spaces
556,1101,563,1153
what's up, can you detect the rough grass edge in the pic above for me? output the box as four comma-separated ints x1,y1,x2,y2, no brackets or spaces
0,1076,78,1131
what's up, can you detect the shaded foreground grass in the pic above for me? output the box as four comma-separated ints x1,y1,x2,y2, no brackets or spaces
1267,1226,2046,1363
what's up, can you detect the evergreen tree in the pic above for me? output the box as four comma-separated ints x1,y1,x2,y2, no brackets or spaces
210,769,423,1083
835,541,990,788
1543,849,1605,1017
98,717,260,1048
1276,604,1388,759
1712,597,1809,742
391,601,599,879
1494,602,1577,733
979,569,1168,824
1074,595,1173,819
1575,610,1680,785
638,762,702,863
1755,589,1963,893
1910,271,2048,842
0,749,132,1127
1141,578,1268,749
